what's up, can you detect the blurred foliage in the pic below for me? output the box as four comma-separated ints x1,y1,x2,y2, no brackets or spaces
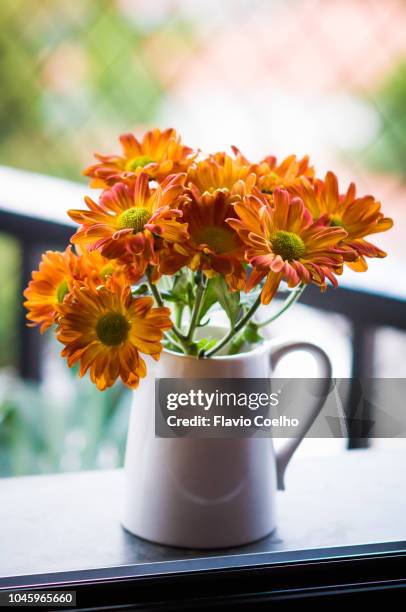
0,0,193,181
0,234,19,368
364,61,406,178
0,365,131,476
0,0,194,476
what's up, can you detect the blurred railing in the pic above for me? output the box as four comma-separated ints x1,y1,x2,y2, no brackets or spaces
1,167,405,449
0,166,82,379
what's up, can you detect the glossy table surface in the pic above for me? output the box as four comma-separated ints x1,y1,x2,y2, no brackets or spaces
1,448,405,583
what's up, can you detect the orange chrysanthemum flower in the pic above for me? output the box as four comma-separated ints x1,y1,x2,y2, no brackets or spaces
186,152,256,197
297,172,394,271
76,248,147,287
57,281,172,390
76,243,151,286
83,128,196,187
23,248,76,333
69,172,188,262
233,147,314,198
74,249,121,286
23,248,128,332
159,189,246,290
228,189,348,304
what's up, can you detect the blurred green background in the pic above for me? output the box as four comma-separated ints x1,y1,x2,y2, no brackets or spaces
1,0,405,476
0,0,193,475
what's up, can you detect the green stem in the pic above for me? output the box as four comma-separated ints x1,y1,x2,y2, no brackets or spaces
163,332,185,353
186,272,207,342
203,295,262,358
174,303,184,329
147,275,164,308
146,268,191,353
257,284,306,328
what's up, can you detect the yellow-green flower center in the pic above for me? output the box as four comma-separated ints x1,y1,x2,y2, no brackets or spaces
330,216,346,229
261,173,282,195
126,155,155,171
117,207,150,232
195,226,238,254
271,230,306,261
96,312,129,346
100,263,114,279
56,279,69,303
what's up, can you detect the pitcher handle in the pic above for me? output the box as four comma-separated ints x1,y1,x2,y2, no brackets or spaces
270,341,332,491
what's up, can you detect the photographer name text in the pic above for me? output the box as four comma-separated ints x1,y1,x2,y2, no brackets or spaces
166,414,300,428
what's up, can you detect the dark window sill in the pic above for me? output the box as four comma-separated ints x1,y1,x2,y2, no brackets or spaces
1,449,405,609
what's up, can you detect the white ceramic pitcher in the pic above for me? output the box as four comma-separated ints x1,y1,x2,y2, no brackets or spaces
122,329,331,548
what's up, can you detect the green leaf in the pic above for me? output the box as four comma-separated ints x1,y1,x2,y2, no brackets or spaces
227,322,264,355
196,337,217,352
163,338,183,353
227,333,246,355
171,270,194,306
243,321,263,344
211,276,241,328
197,278,219,324
131,283,149,296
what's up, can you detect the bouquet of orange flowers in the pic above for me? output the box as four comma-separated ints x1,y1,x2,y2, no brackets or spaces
24,128,393,390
